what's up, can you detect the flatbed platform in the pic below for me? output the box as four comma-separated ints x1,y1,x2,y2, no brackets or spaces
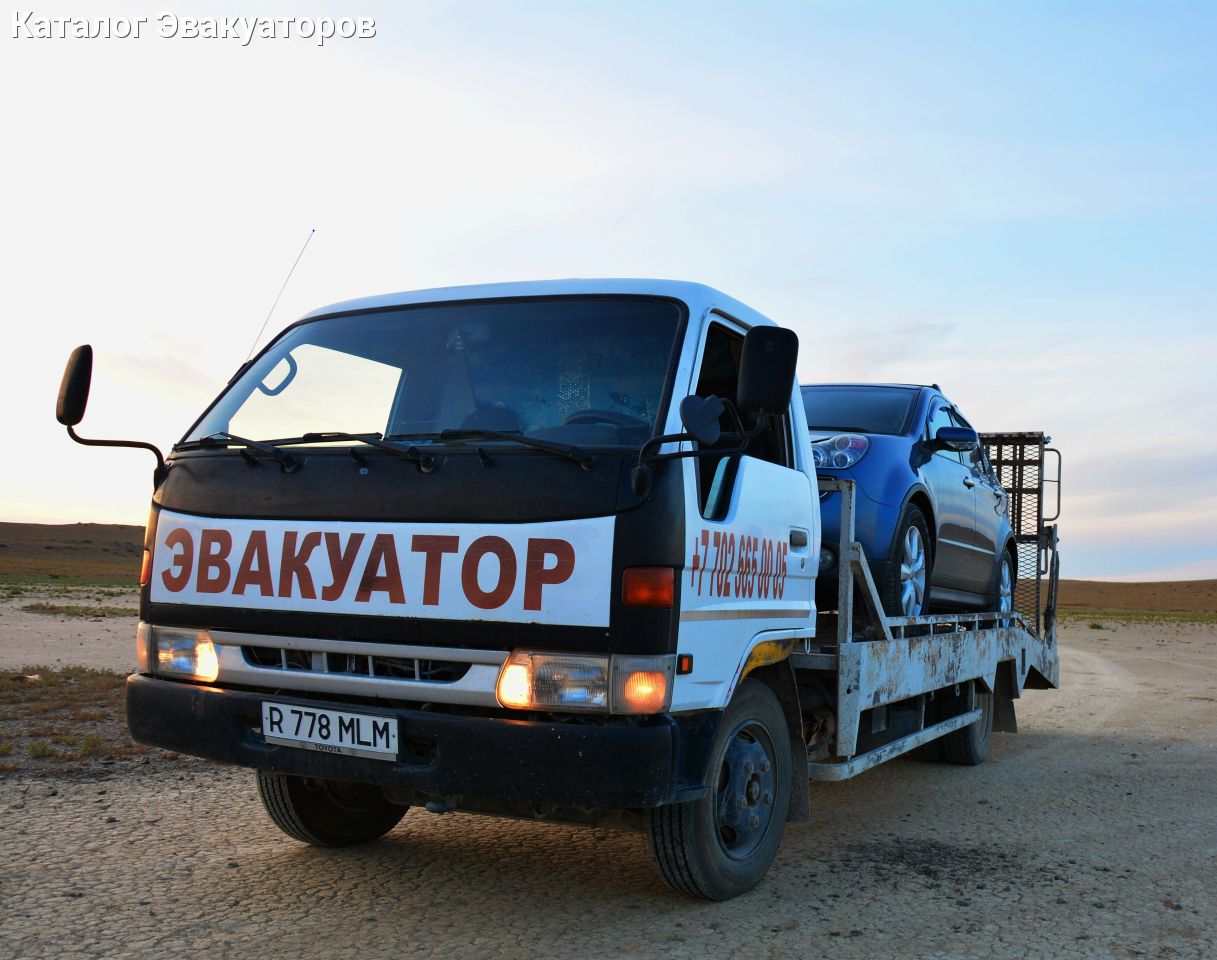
798,432,1061,780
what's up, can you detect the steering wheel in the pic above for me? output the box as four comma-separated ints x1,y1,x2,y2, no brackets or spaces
561,409,648,427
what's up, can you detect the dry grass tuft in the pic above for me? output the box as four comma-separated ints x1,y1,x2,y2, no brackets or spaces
20,602,139,619
0,665,153,776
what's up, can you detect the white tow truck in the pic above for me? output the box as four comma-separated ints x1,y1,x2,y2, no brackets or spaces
56,279,1061,899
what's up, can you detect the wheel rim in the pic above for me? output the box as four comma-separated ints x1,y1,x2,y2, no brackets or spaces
714,720,778,861
998,557,1013,625
899,526,927,617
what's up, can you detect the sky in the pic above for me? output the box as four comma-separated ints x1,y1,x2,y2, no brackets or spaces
2,0,1214,581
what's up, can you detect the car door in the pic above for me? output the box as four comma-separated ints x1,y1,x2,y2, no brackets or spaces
921,400,981,593
955,407,1007,569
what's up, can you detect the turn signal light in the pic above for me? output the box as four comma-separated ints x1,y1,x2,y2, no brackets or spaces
621,567,674,608
610,654,676,715
619,670,668,714
139,549,152,586
497,662,532,709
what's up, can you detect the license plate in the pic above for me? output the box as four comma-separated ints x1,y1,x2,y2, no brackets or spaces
261,701,398,761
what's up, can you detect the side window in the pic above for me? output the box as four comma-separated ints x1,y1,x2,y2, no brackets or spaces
926,402,961,463
693,321,794,518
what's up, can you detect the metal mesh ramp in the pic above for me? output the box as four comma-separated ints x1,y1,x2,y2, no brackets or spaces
980,432,1061,637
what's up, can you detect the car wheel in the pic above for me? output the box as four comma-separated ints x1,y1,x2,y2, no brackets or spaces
879,504,932,618
987,550,1016,626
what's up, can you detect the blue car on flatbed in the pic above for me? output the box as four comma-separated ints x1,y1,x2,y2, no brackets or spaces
801,383,1017,619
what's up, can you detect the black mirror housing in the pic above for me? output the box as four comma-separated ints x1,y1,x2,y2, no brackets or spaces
56,344,93,426
931,425,979,452
678,395,724,446
737,327,799,417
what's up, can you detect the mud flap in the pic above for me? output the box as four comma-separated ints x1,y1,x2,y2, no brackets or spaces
993,660,1019,733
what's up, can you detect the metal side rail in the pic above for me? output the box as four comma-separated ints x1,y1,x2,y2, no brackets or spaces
808,709,982,781
804,476,1061,777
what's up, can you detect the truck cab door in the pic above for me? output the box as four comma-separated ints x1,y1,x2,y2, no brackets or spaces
673,316,816,712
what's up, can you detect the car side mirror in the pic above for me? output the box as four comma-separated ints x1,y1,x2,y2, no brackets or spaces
679,395,724,446
931,425,979,452
737,326,799,417
56,345,93,426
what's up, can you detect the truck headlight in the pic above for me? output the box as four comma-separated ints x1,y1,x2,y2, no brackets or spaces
497,652,609,712
138,623,219,683
496,651,675,715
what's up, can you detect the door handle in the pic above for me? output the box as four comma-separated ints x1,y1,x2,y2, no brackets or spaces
789,529,809,549
962,478,976,489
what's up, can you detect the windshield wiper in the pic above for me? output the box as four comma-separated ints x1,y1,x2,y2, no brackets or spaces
178,432,299,471
431,429,596,470
281,432,437,469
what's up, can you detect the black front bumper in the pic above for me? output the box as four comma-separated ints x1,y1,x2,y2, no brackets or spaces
126,674,717,809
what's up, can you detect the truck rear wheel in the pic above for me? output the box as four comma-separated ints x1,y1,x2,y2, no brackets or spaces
645,679,791,900
256,772,406,846
937,681,994,766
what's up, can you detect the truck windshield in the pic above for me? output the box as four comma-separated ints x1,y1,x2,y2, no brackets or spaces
185,297,683,449
801,385,918,436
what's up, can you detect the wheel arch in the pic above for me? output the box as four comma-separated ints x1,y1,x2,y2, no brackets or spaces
900,485,937,561
906,487,935,541
741,660,810,823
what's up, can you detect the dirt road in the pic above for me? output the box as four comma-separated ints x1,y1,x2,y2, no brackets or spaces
1,612,1215,960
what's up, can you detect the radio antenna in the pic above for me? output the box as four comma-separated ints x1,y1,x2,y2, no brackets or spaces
244,228,315,362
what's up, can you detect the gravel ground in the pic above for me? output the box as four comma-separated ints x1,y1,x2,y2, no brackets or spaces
1,614,1214,960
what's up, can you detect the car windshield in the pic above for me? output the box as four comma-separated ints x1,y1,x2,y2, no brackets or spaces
802,385,918,436
186,297,683,448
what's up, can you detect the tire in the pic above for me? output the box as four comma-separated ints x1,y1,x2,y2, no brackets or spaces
937,681,994,766
645,679,792,900
256,772,406,847
987,549,1016,627
879,504,933,618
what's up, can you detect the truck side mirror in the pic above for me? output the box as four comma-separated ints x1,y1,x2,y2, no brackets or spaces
678,395,724,446
930,425,979,452
736,327,799,417
56,344,93,426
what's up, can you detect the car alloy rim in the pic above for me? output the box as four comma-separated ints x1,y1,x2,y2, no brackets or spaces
900,526,926,616
714,720,777,861
999,558,1013,625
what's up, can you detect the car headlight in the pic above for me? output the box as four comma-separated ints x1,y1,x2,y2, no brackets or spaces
137,623,219,683
811,433,869,469
496,652,675,715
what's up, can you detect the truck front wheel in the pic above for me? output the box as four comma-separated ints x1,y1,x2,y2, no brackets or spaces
646,679,792,900
256,773,406,846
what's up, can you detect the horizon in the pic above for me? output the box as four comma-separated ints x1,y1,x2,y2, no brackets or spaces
2,1,1214,581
